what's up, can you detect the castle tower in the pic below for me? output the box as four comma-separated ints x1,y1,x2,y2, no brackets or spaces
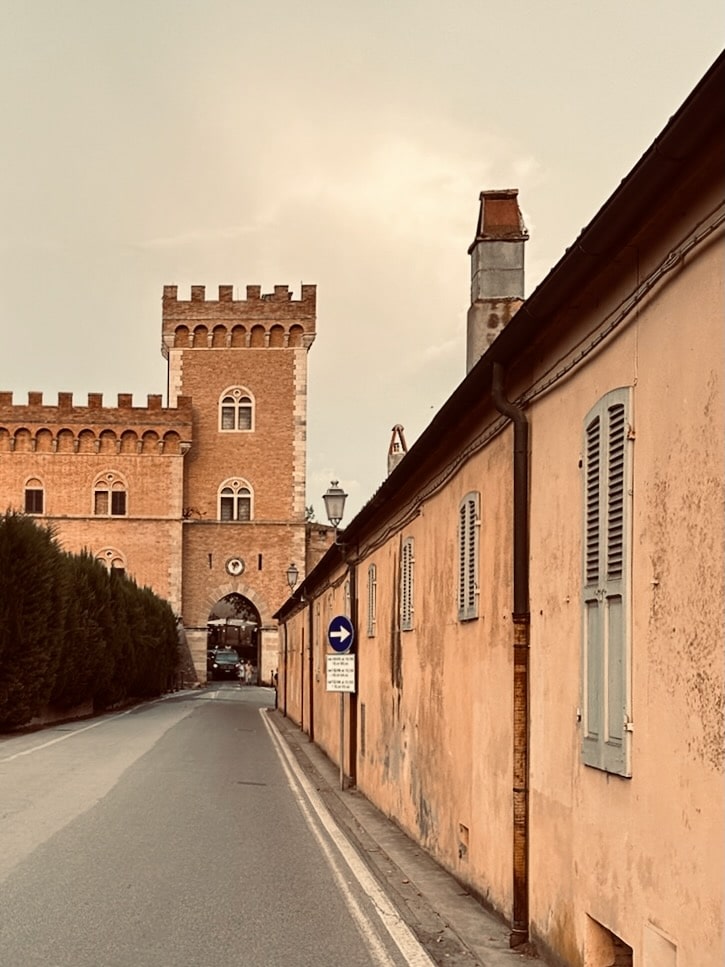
466,189,527,372
162,283,316,681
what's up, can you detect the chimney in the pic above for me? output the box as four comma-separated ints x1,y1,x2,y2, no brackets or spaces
466,189,527,373
387,424,408,476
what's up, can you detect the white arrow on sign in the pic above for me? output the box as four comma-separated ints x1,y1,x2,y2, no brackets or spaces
330,626,351,644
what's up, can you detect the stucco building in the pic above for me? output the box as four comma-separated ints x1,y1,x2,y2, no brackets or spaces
0,283,328,683
276,53,724,967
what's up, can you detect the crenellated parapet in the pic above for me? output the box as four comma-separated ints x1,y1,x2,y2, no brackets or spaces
161,283,317,357
0,392,193,455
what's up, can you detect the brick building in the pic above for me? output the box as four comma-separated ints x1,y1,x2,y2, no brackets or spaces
0,282,325,684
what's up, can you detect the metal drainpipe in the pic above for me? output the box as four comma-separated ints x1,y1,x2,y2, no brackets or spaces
348,558,358,786
282,621,288,717
308,601,315,742
491,362,531,949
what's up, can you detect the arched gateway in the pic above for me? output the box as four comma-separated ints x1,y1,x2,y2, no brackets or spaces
207,593,261,668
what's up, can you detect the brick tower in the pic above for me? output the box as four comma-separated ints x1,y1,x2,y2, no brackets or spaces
161,283,316,681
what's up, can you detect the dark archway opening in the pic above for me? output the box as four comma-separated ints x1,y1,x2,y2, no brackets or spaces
206,593,261,679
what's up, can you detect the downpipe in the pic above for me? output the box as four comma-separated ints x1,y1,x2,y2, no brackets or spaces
491,362,531,949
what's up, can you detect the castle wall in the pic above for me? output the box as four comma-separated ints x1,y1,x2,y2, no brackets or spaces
0,282,317,688
0,393,192,612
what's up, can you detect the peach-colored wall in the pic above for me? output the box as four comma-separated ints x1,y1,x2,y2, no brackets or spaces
527,220,724,966
278,127,724,966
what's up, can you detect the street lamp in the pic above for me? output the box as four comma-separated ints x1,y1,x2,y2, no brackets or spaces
322,480,348,540
286,562,299,592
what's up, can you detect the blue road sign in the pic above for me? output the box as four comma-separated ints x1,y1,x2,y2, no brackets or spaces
327,615,354,654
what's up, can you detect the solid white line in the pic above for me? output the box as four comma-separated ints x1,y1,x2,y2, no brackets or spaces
0,707,136,763
0,690,203,763
261,711,434,967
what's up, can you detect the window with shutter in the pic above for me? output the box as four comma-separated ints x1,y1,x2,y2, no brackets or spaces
401,538,414,631
458,492,480,621
367,563,377,637
582,388,632,777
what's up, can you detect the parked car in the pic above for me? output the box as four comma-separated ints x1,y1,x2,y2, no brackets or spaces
209,649,242,681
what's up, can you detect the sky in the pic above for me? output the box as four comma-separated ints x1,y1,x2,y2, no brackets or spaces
1,2,722,522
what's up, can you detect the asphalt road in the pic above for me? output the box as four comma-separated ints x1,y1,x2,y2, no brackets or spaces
0,685,433,967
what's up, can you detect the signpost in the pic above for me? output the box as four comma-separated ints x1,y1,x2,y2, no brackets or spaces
327,614,354,654
327,615,355,790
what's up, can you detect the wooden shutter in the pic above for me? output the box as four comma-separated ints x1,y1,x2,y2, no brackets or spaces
401,538,414,631
458,492,480,620
582,388,632,776
367,564,377,637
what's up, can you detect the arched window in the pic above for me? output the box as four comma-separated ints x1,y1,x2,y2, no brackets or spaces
219,387,254,431
24,477,44,515
218,479,253,521
93,472,127,516
96,547,126,577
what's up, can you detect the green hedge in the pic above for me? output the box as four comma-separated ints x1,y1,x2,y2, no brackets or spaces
0,513,180,729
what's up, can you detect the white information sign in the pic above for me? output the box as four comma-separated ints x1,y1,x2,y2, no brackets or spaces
326,654,356,693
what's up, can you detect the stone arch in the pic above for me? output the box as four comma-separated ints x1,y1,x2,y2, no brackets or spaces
35,428,54,453
78,429,96,454
250,325,265,348
120,430,138,454
162,430,181,454
192,325,208,348
206,591,263,672
14,428,33,452
99,429,118,454
56,428,75,453
288,324,305,347
174,325,190,348
141,430,159,453
230,325,246,347
269,324,285,348
211,325,227,348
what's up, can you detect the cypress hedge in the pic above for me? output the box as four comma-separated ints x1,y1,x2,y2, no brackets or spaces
0,512,180,729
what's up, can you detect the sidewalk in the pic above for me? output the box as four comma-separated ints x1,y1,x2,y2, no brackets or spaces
266,709,542,967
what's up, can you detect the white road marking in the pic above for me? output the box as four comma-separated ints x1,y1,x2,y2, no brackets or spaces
262,710,434,967
0,707,137,763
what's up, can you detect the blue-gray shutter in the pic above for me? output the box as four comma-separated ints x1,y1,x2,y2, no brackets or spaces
458,492,480,621
582,388,632,776
367,563,377,637
401,538,414,631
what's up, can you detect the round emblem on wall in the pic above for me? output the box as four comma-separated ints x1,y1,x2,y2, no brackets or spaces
226,557,245,576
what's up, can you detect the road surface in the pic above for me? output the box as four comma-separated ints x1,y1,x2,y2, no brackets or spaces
0,684,433,967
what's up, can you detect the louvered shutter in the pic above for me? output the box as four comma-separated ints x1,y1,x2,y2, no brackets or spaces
367,564,377,637
401,538,414,631
458,492,480,620
582,389,632,776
